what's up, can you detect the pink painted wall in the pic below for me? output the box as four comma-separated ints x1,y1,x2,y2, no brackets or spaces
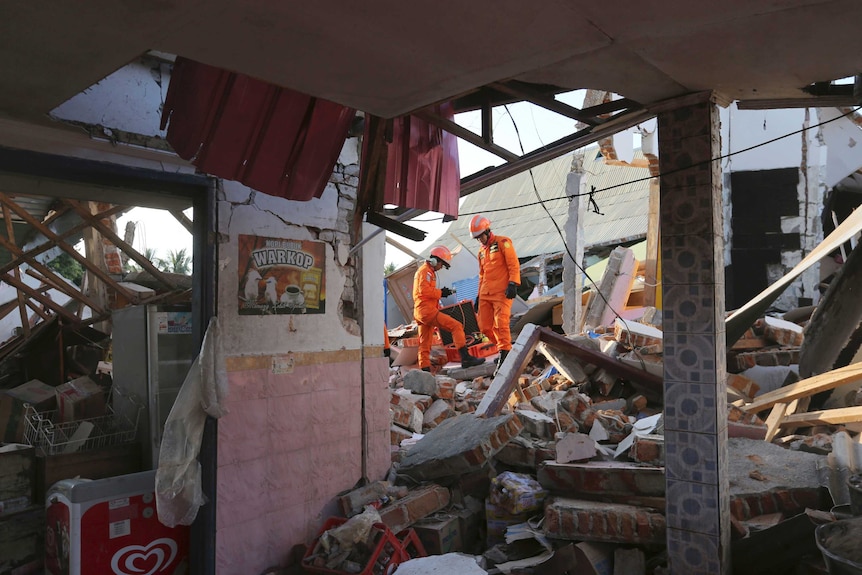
215,356,391,575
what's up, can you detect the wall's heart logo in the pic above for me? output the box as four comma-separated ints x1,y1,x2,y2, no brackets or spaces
111,538,178,575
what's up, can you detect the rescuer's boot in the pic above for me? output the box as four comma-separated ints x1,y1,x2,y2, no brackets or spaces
459,347,484,369
495,349,509,372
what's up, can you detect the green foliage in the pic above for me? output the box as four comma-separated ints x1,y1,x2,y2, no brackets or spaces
123,247,191,275
47,252,84,286
161,248,191,275
384,262,397,276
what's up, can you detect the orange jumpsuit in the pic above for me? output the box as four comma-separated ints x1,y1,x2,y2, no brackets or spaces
477,232,520,352
412,261,468,369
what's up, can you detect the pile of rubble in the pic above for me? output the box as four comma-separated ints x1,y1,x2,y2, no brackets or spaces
343,294,862,574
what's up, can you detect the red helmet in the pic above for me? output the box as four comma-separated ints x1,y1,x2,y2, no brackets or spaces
470,215,491,238
429,246,452,268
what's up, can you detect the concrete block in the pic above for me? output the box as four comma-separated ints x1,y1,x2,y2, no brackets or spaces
630,435,664,466
399,413,522,481
544,496,666,544
515,409,556,439
435,377,456,400
763,316,804,347
538,461,665,499
378,484,451,533
403,369,437,396
422,399,456,430
556,432,597,464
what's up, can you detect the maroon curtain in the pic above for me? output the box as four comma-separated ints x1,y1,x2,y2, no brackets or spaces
161,57,355,202
360,104,460,219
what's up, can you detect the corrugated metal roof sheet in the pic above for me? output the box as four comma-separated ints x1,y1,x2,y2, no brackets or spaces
435,148,651,260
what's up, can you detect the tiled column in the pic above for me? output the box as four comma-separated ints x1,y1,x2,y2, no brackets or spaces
658,95,730,574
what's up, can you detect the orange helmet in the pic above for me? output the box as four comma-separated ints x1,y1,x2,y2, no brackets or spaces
429,246,452,268
470,215,491,238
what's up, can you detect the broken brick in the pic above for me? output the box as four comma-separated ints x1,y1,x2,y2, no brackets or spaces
544,496,666,544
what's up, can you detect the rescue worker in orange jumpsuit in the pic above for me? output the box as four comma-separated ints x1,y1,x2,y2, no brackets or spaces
413,246,485,372
471,215,520,369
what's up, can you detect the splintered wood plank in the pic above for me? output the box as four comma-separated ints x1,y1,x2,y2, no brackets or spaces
780,406,862,427
763,402,791,443
741,362,862,413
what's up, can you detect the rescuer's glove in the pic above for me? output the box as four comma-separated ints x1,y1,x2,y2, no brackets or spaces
505,282,518,299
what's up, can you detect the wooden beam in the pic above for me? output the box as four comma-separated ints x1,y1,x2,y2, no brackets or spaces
780,406,862,427
64,199,177,290
171,210,194,235
2,203,30,338
24,268,107,317
0,271,80,323
763,401,794,442
0,193,139,303
741,362,862,413
0,204,126,278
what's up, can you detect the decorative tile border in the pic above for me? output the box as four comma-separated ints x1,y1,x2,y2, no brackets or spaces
663,334,720,383
666,527,724,574
666,478,720,535
664,427,721,483
662,284,723,335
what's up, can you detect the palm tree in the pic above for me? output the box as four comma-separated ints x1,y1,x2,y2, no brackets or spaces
162,249,191,275
124,247,160,273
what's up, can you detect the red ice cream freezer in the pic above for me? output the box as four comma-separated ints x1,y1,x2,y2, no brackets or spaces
45,470,189,575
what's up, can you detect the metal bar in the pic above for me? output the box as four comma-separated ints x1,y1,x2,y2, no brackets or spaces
490,81,604,126
348,208,423,256
414,110,520,162
460,108,654,196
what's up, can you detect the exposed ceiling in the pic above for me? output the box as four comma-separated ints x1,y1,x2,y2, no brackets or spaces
2,1,862,123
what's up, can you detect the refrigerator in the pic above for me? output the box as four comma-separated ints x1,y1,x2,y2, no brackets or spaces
111,305,196,470
45,470,190,575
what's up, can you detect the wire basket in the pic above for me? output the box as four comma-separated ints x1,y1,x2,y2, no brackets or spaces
23,386,142,456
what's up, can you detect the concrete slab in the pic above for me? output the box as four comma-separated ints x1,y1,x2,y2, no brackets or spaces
398,413,523,481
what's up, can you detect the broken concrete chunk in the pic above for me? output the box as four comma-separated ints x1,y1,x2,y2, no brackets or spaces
399,413,523,481
762,315,804,347
378,484,451,533
391,424,414,446
423,399,456,430
403,369,437,396
630,435,664,466
515,409,556,440
338,481,390,517
614,318,663,352
394,553,487,574
436,376,456,400
391,392,425,433
538,461,665,500
394,388,433,411
555,432,597,464
544,496,666,544
727,373,761,400
536,339,592,383
530,390,567,414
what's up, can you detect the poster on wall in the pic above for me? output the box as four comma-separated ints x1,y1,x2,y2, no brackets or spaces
238,235,326,315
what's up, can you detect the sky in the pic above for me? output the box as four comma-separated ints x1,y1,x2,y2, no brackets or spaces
116,207,194,263
384,90,590,269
